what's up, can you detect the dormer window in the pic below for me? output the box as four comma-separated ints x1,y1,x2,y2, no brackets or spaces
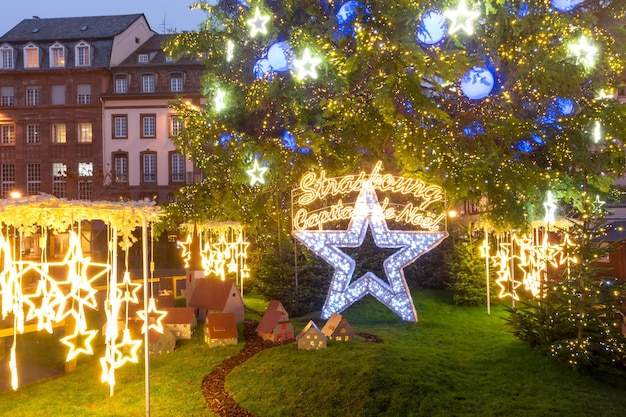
49,43,65,68
0,44,14,69
24,43,39,68
138,54,149,63
75,41,91,67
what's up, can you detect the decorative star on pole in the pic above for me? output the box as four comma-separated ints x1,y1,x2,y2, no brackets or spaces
246,158,268,186
293,181,447,322
246,7,271,38
444,0,481,35
568,34,598,69
293,48,322,81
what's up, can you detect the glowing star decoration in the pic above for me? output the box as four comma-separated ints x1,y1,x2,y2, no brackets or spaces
596,89,614,100
246,158,268,186
592,195,605,214
543,191,557,225
444,0,481,35
246,7,270,38
60,322,99,362
137,297,167,334
293,181,447,322
293,48,322,81
492,242,521,300
568,35,598,69
213,89,226,112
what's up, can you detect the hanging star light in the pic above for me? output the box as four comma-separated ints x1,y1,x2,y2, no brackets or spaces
568,34,598,69
60,322,99,362
137,297,167,334
293,48,323,81
444,0,481,35
246,158,268,186
246,6,271,37
293,181,447,322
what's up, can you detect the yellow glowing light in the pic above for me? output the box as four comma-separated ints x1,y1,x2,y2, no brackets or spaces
246,158,268,186
178,234,193,268
293,48,323,81
138,297,167,334
568,35,598,69
213,89,226,112
492,242,521,300
246,7,271,37
592,195,605,214
596,88,614,100
112,328,142,368
120,271,142,304
9,344,18,390
60,324,99,362
444,0,481,35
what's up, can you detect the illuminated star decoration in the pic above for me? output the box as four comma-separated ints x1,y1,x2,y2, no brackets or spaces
246,6,271,38
246,158,268,186
293,181,447,322
137,297,167,334
213,88,226,112
293,48,322,81
444,0,481,35
568,34,598,69
60,322,99,362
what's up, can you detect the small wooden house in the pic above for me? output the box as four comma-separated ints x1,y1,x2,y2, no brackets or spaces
256,309,294,342
296,320,327,351
162,307,197,340
188,279,244,322
266,300,289,316
204,313,239,347
147,326,176,355
321,313,355,342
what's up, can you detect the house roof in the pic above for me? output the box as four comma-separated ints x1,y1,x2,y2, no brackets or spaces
296,320,326,342
188,279,239,310
206,312,238,339
162,307,196,325
266,300,288,314
0,14,146,41
157,294,176,308
321,313,354,338
255,309,290,334
597,220,626,242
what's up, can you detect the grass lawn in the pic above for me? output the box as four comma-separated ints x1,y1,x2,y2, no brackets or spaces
0,290,624,416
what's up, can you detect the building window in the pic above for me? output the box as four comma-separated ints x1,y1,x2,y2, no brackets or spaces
142,74,155,93
113,153,128,183
78,123,92,143
51,85,66,105
171,153,186,183
113,115,128,139
1,164,15,198
75,41,91,67
170,73,183,92
114,74,128,94
138,54,149,63
78,162,93,200
26,124,40,144
24,44,39,68
0,124,15,144
26,163,41,196
49,43,65,67
1,87,14,106
141,114,156,138
26,87,40,106
52,163,67,198
0,45,14,69
77,84,91,104
52,123,67,143
141,153,157,183
169,115,184,137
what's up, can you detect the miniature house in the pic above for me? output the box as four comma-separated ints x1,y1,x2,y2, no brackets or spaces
256,309,294,343
162,307,197,340
147,326,177,355
266,300,289,316
187,279,244,322
157,294,176,308
204,313,239,347
321,313,355,342
296,320,327,351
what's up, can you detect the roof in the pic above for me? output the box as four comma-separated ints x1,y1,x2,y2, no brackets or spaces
162,307,195,325
597,220,626,242
0,14,145,42
116,33,204,68
206,313,238,339
188,279,239,310
157,294,176,308
296,320,326,342
321,313,354,337
255,309,290,334
266,300,288,314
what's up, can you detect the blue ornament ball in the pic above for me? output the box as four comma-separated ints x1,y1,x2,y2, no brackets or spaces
550,0,583,12
554,97,575,116
337,1,359,25
253,58,272,79
460,66,495,100
267,41,293,72
416,10,447,46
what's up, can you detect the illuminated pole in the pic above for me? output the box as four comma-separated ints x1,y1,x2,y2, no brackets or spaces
142,216,151,417
483,229,490,315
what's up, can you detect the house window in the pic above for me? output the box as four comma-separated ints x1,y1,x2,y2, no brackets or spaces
26,163,41,196
75,41,91,67
114,74,128,94
26,124,40,144
1,164,15,198
138,54,149,63
26,87,40,105
78,162,93,200
24,44,39,68
0,124,15,144
51,85,66,105
78,123,92,143
1,86,14,106
142,74,155,93
169,115,184,137
52,123,67,143
171,153,185,183
49,43,65,67
113,153,128,183
77,84,91,104
142,153,157,183
170,73,183,92
141,114,156,138
52,163,67,198
113,115,127,139
0,45,14,69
